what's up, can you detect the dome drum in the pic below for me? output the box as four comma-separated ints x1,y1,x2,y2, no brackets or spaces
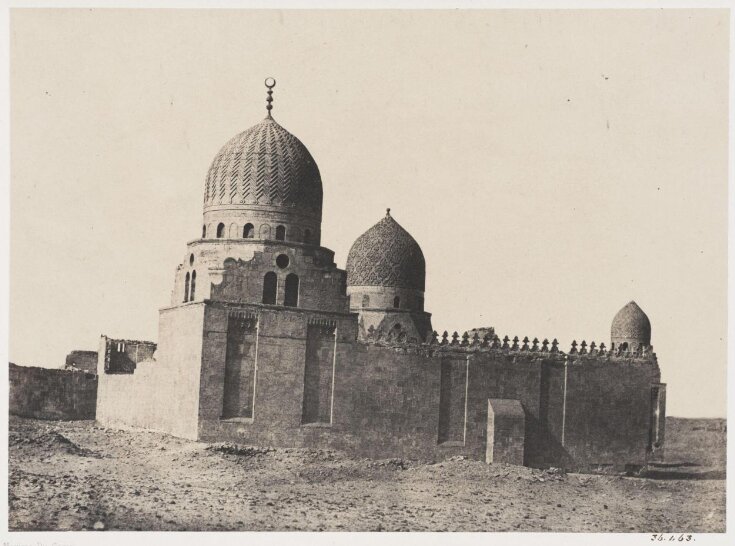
347,285,425,313
356,310,433,345
202,209,321,245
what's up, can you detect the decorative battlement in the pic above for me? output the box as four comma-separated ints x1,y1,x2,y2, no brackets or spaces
359,327,656,363
567,339,655,359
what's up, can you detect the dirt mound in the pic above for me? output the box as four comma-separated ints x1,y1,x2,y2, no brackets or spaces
9,428,98,458
366,458,411,470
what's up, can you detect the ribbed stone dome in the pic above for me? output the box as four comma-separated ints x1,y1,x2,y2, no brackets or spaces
346,211,426,291
611,301,651,344
203,116,323,219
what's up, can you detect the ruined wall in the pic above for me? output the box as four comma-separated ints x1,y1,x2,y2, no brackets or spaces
64,351,98,374
96,304,204,439
9,363,97,420
102,338,156,374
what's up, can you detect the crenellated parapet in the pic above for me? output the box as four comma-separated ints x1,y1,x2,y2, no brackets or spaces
358,326,658,365
424,331,562,352
360,326,563,359
566,338,657,362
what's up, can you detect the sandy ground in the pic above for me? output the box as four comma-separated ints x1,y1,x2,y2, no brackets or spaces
8,416,725,532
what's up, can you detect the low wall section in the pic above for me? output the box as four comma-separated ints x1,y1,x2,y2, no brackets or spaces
9,363,97,420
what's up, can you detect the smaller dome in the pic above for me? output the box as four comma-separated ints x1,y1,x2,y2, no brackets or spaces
346,210,425,290
611,301,651,345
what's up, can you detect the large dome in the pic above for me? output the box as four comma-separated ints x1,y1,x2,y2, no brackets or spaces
203,116,323,219
346,211,426,291
611,301,651,345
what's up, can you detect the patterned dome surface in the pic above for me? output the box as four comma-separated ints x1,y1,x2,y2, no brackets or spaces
346,211,426,290
611,301,651,342
204,116,322,217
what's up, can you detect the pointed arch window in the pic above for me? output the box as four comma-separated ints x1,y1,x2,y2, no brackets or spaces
216,223,225,238
184,272,190,303
202,225,207,239
190,270,197,301
262,272,277,305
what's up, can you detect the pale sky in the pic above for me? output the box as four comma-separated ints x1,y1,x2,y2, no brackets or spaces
9,9,729,417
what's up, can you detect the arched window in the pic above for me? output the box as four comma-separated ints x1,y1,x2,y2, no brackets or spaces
262,272,277,305
216,223,225,238
620,342,629,352
393,296,400,308
275,225,286,241
284,273,299,307
190,270,196,301
303,229,312,244
184,272,190,303
202,225,207,238
362,295,370,308
243,223,254,238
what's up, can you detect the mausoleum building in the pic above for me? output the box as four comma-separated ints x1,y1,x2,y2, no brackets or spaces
95,81,666,471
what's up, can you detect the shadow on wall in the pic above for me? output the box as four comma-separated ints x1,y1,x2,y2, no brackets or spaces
523,412,572,469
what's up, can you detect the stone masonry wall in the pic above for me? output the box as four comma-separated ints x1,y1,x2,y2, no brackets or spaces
562,355,664,470
9,363,97,420
196,310,662,470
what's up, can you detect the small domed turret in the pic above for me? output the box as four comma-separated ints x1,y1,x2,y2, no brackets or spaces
611,301,651,352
